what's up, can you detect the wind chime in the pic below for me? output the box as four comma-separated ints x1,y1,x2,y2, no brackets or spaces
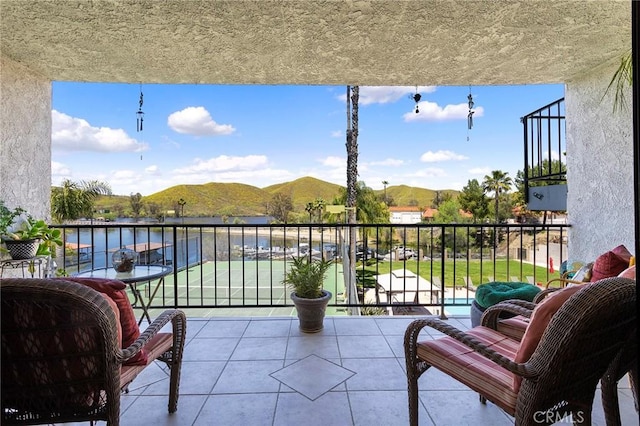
136,84,144,160
467,86,474,141
412,86,421,113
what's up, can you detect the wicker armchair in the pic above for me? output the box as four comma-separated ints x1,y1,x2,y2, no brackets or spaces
481,285,638,426
404,277,636,426
1,277,187,425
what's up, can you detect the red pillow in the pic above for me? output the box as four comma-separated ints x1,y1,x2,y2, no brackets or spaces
513,285,584,392
99,292,123,348
590,245,632,282
59,277,147,365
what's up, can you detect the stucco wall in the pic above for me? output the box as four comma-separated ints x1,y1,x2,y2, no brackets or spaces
565,64,635,261
0,56,51,220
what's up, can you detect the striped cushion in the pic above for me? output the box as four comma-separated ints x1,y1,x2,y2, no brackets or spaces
417,326,519,415
496,315,530,341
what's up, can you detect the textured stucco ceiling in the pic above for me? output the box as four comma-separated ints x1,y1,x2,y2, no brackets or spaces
0,0,632,86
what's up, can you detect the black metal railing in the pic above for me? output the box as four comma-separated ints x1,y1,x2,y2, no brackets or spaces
53,222,570,317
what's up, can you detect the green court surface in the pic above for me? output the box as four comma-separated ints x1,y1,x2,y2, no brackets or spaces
138,260,348,319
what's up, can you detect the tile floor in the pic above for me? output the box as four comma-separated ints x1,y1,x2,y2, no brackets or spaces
101,316,638,425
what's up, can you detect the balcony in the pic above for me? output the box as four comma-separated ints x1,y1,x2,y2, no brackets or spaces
55,222,572,316
113,316,637,425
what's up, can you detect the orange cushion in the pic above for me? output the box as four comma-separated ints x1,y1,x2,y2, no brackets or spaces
591,245,632,282
512,285,584,391
59,277,147,365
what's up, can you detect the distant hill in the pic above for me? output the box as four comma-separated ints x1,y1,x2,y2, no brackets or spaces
91,177,459,217
264,177,344,211
382,185,459,208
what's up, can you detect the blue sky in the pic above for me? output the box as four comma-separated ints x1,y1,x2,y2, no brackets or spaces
51,83,564,196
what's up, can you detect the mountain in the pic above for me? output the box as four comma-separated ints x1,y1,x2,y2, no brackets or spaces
92,178,459,217
264,177,344,211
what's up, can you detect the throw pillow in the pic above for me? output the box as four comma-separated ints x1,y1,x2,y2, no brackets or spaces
58,277,148,365
591,245,632,282
513,285,584,392
99,292,123,348
618,265,636,280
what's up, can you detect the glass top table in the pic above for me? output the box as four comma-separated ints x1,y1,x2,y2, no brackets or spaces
74,265,173,325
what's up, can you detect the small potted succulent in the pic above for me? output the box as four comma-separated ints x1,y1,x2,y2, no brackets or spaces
1,201,62,260
283,255,333,333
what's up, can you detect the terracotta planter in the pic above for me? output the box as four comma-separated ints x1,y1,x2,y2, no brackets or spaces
290,290,332,333
3,238,40,260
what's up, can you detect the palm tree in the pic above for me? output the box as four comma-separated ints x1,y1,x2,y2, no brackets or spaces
604,50,632,113
51,179,112,223
482,170,512,223
382,180,389,204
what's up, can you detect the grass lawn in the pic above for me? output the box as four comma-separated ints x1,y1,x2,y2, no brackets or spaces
357,258,561,289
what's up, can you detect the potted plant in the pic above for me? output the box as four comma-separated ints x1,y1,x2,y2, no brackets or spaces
283,255,333,333
1,201,62,260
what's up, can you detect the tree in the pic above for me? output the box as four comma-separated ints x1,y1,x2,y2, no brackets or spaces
266,192,293,223
604,50,632,113
458,179,489,223
482,170,513,223
51,179,112,223
129,192,144,219
431,191,452,209
382,180,389,204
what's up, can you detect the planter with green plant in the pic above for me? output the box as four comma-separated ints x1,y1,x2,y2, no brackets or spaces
283,255,333,333
1,201,63,261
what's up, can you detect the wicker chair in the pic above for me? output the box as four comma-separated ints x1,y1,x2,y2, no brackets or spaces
481,286,638,426
404,277,636,426
1,277,187,425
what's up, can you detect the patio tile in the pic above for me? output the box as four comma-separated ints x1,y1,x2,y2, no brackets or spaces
182,337,239,361
285,335,340,359
195,319,249,337
337,335,395,358
120,394,207,426
194,393,278,426
270,354,355,400
213,360,284,393
231,336,288,360
243,318,292,337
342,358,407,391
418,390,514,425
273,391,354,426
349,390,435,426
334,317,382,335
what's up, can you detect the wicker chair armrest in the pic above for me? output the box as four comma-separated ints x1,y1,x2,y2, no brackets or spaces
481,301,534,330
121,309,185,362
544,277,586,289
404,318,536,379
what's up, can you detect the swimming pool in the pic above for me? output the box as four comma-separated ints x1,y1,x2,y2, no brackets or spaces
442,297,473,316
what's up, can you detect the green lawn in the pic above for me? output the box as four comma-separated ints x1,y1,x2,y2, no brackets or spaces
357,258,560,289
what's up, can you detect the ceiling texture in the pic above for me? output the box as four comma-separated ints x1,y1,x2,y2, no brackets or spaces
0,1,632,86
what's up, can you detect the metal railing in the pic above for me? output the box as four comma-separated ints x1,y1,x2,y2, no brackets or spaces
54,222,570,316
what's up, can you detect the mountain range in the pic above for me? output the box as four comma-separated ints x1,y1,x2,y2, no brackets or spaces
95,177,459,217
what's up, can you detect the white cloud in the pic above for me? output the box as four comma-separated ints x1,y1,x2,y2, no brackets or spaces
52,110,148,152
331,130,342,138
51,161,71,178
336,86,436,105
321,156,345,168
367,158,405,167
420,150,469,162
173,155,268,175
413,167,448,178
469,167,492,175
145,165,161,175
167,106,235,136
404,102,485,122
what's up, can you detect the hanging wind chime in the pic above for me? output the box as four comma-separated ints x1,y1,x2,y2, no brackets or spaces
136,84,144,160
412,86,421,114
467,86,474,141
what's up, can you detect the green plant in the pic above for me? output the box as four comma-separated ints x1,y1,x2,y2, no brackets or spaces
283,255,332,299
0,200,26,238
4,216,63,256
